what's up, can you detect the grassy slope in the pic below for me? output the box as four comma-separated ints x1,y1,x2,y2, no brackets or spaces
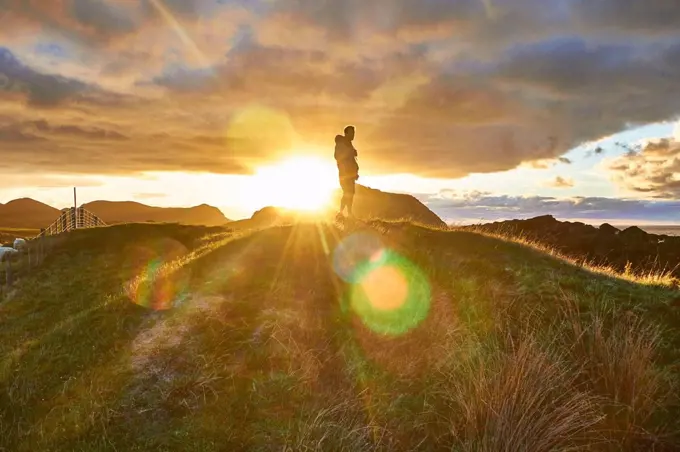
0,228,39,245
1,222,680,451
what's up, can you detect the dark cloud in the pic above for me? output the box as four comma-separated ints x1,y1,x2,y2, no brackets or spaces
268,0,485,41
0,118,248,175
0,124,45,142
70,0,138,36
0,1,137,44
586,146,605,158
558,157,572,164
572,0,680,35
547,176,574,188
29,119,129,140
0,118,128,141
0,1,212,44
0,47,88,106
0,47,128,107
423,192,680,223
608,138,680,198
369,36,680,176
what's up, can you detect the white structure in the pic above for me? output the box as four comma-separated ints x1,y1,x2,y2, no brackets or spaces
13,238,27,251
0,247,18,262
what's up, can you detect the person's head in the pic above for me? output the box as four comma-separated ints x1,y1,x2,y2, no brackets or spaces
335,134,344,144
344,125,355,141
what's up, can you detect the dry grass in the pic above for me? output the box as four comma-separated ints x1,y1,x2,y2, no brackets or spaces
559,300,675,449
465,225,679,287
440,337,603,451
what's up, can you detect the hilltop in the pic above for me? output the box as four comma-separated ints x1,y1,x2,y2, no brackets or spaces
0,199,60,229
1,220,679,451
229,185,446,230
471,215,680,278
350,185,445,227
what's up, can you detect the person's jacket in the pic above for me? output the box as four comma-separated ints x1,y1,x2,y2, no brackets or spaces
334,136,359,180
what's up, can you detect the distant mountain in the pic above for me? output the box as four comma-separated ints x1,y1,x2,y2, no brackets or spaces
0,198,230,228
0,198,61,228
83,201,230,226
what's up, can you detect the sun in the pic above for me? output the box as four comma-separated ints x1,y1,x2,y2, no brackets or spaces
245,156,337,212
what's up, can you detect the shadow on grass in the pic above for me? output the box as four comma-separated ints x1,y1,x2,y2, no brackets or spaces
21,223,361,450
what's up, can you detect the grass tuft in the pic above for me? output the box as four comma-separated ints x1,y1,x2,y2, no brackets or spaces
466,225,679,287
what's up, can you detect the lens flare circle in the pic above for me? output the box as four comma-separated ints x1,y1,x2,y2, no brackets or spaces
349,250,431,336
124,238,190,311
360,265,409,311
333,232,385,283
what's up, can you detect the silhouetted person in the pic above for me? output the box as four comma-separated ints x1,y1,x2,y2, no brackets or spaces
335,125,359,218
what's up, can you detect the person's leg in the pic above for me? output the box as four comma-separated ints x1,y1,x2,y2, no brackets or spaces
339,194,347,215
339,178,351,216
346,182,355,217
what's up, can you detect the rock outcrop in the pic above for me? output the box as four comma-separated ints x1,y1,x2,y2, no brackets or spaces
349,185,446,228
229,185,446,230
471,215,680,277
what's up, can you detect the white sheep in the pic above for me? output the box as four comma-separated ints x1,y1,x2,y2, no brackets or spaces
13,238,27,251
0,247,18,262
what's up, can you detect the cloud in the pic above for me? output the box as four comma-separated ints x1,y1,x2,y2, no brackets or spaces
572,0,680,36
585,146,605,158
527,160,554,170
423,191,680,223
70,0,139,36
0,47,130,107
0,172,104,189
2,1,680,178
133,192,167,200
524,158,569,169
0,47,88,106
0,119,128,142
0,1,143,45
30,119,129,140
0,1,224,44
0,116,249,175
608,137,680,198
546,176,574,188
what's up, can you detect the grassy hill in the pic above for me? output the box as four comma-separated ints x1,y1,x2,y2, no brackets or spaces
0,199,60,229
1,221,680,451
0,227,40,245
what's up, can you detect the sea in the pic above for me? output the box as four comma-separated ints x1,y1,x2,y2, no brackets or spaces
625,226,680,237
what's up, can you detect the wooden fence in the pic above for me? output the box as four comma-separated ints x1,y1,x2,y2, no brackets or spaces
38,207,106,238
1,207,106,299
